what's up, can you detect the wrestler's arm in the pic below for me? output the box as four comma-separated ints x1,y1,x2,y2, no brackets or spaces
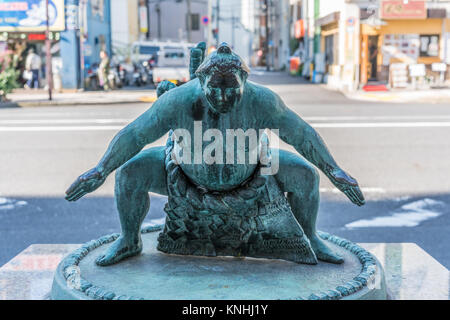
65,85,188,201
261,88,365,206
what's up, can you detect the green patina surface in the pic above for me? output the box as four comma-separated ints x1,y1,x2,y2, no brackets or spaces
53,227,385,300
65,42,366,268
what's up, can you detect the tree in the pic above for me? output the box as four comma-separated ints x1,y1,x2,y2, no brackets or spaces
0,58,19,102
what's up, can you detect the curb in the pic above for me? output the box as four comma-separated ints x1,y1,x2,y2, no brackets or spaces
0,96,157,108
344,90,450,104
343,93,399,103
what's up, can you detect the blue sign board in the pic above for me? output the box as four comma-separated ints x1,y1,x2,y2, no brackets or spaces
0,0,65,32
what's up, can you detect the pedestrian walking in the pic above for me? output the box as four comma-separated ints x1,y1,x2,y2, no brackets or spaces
98,50,110,91
25,48,41,89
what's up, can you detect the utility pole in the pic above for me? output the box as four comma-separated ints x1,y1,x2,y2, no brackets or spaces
264,0,270,71
187,0,192,42
45,0,53,100
231,14,235,49
79,0,86,89
146,0,151,39
156,1,162,40
216,0,220,46
207,0,212,49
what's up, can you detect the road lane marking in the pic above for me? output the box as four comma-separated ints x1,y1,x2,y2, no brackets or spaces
0,197,27,211
3,116,450,124
320,187,386,194
312,122,450,128
304,115,450,121
345,198,445,228
0,119,129,124
0,126,124,131
2,121,450,131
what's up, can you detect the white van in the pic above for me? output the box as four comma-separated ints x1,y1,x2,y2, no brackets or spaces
132,41,196,85
131,41,195,64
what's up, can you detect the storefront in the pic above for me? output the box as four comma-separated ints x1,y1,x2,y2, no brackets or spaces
0,0,112,90
316,12,340,83
360,0,449,88
0,0,65,88
316,3,360,92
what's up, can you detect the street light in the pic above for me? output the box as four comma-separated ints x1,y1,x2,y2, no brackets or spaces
45,0,53,100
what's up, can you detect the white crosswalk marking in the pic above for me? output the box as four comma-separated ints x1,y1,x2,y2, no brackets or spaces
2,116,450,131
345,198,445,228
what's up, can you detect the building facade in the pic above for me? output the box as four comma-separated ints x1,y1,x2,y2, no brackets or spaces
148,0,211,44
359,0,450,88
293,0,450,92
110,0,140,60
211,0,257,66
0,0,112,90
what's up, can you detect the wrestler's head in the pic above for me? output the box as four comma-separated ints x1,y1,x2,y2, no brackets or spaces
196,42,250,113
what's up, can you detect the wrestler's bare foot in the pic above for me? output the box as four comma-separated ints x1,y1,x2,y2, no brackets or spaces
309,234,344,264
95,236,142,266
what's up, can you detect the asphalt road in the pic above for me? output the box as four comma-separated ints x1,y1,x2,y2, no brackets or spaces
1,71,449,270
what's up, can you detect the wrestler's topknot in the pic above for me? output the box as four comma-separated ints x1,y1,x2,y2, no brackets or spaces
196,42,250,80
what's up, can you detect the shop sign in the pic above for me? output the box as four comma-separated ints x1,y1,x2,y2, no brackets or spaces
347,17,356,27
316,12,340,27
27,32,45,40
445,33,450,64
139,5,148,33
83,43,92,57
409,64,426,77
382,34,419,65
66,4,78,31
294,19,304,39
346,17,355,34
432,63,447,72
380,0,426,19
0,0,65,32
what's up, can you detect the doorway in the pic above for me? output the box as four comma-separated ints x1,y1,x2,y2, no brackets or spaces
368,35,378,80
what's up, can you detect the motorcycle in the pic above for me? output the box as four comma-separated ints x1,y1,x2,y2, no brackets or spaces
109,63,123,89
117,64,128,86
85,63,100,91
85,62,123,90
131,62,149,87
142,58,156,85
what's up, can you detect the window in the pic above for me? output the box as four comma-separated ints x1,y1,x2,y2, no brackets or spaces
139,46,160,55
164,52,185,59
189,13,200,31
419,35,439,57
325,35,334,65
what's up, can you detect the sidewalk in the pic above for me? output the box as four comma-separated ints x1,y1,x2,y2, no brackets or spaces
345,88,450,104
0,88,157,107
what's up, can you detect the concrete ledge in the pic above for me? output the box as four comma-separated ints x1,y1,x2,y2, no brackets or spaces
0,240,447,300
360,243,449,300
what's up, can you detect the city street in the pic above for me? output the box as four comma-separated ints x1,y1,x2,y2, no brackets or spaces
1,71,450,269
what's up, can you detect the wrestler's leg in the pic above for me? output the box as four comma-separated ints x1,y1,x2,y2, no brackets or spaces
96,146,167,266
274,149,344,264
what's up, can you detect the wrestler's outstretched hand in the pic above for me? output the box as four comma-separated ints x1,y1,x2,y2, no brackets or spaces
65,167,105,202
328,168,365,206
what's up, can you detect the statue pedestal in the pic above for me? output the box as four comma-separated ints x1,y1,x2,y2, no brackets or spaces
1,236,448,300
50,228,387,300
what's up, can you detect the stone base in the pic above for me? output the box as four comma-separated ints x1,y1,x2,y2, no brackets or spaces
2,239,448,300
49,228,387,300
